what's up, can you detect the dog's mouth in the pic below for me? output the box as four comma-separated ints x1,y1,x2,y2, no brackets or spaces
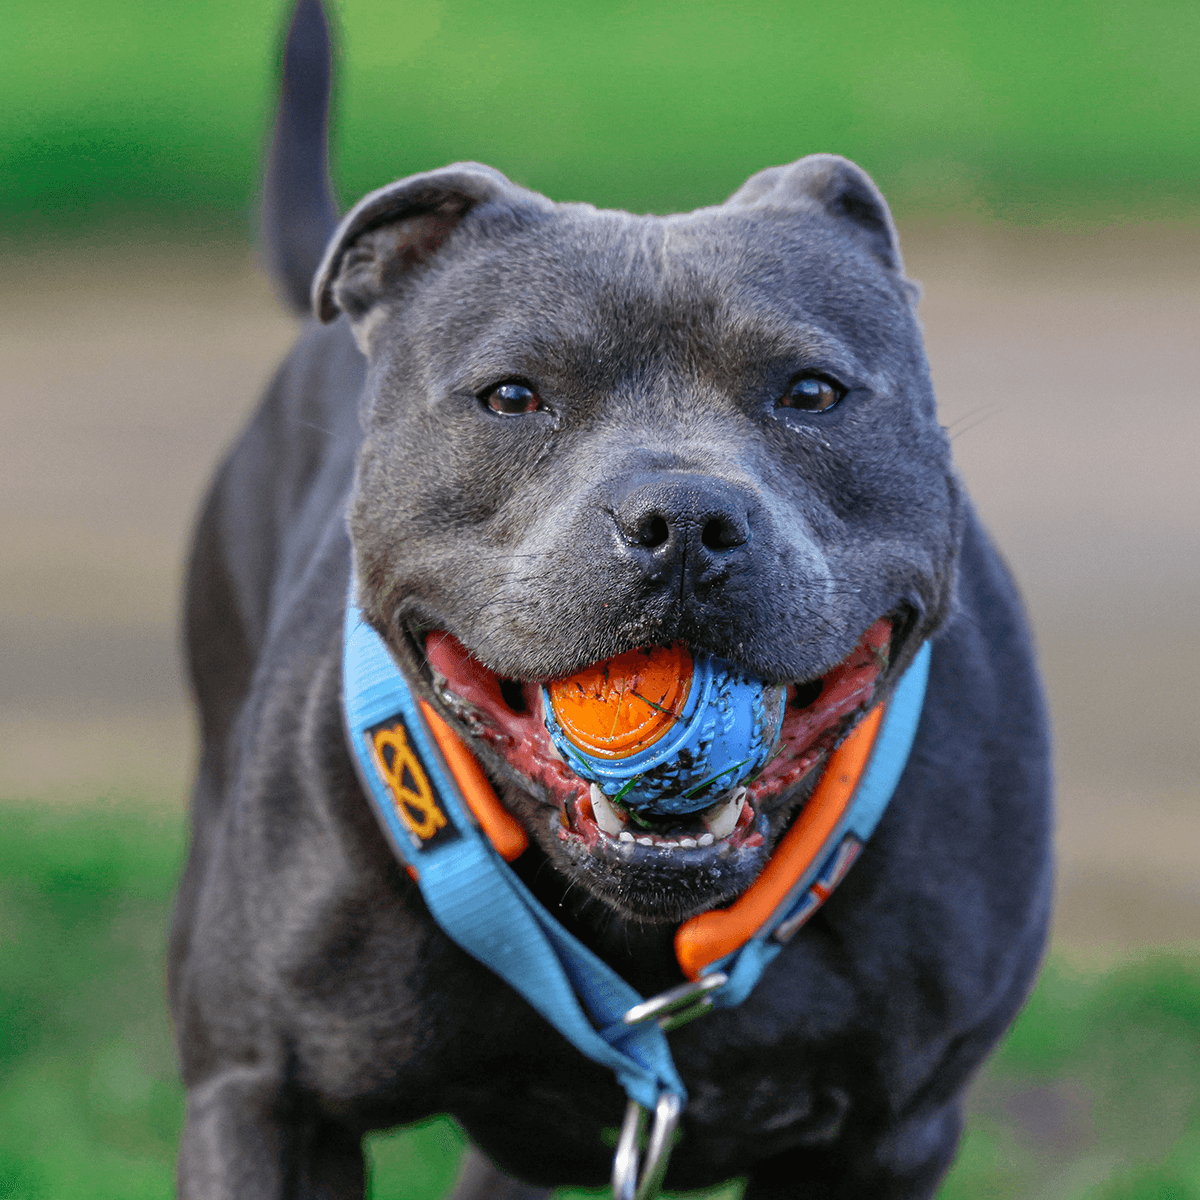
414,618,892,921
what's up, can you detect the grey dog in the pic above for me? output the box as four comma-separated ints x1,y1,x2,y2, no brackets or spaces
169,2,1052,1196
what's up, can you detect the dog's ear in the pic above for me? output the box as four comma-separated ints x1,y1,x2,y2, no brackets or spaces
725,154,906,277
312,162,522,326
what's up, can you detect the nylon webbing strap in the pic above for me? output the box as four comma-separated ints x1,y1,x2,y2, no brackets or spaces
704,641,930,1007
342,600,685,1110
342,589,930,1112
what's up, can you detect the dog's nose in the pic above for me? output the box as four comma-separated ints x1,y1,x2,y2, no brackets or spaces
612,474,752,585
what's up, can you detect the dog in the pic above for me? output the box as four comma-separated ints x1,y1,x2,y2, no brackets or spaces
168,1,1053,1196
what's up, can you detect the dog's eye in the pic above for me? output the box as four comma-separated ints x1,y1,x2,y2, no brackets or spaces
482,382,541,415
778,375,844,413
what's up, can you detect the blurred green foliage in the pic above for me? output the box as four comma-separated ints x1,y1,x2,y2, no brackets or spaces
3,0,1198,236
0,802,185,1199
2,797,1199,1197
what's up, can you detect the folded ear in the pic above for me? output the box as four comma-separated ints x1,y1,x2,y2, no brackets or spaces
311,162,524,323
725,154,906,277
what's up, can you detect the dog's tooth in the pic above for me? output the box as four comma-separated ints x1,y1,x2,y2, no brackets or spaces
702,787,747,841
698,832,715,847
619,831,635,843
680,837,698,849
589,784,627,836
637,836,654,847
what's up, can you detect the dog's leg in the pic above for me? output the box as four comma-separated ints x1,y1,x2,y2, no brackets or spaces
447,1149,554,1200
178,1067,365,1199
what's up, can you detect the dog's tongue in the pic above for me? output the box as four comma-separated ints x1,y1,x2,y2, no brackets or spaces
424,632,516,718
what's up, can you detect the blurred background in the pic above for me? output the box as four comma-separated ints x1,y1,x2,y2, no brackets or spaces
2,0,1197,1196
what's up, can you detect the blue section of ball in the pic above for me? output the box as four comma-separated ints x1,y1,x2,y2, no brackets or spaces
543,657,785,816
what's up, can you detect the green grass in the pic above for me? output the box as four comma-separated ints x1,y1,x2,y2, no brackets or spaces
2,797,1198,1198
3,0,1198,236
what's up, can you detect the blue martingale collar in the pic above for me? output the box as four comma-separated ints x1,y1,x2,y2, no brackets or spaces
341,587,930,1134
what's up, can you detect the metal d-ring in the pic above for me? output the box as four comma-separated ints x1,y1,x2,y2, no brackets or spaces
612,1091,683,1200
621,971,728,1033
610,973,727,1197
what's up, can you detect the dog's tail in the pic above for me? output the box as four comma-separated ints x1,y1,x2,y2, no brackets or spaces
262,0,340,315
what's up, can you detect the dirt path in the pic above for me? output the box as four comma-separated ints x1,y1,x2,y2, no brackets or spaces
3,224,1197,950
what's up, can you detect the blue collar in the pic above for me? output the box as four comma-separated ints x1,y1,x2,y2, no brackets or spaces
341,594,929,1190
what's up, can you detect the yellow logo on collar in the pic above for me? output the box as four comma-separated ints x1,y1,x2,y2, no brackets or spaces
369,720,448,843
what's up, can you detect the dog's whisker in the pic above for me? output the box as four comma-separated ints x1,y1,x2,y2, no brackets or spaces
944,403,1002,436
949,410,1000,441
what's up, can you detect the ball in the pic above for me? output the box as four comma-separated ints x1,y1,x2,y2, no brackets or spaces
543,644,785,816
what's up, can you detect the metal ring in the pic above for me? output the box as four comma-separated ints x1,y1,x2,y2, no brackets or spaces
611,1099,646,1200
621,972,728,1028
612,1092,683,1200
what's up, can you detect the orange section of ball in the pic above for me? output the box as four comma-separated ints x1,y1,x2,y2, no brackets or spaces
547,644,694,759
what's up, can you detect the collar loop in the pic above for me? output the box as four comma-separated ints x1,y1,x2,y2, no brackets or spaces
341,582,930,1195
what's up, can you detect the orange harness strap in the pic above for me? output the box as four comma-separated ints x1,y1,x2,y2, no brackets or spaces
348,584,929,1168
421,700,530,862
674,704,884,979
424,694,887,982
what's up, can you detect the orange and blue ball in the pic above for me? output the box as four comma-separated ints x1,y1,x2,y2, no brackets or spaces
543,644,785,817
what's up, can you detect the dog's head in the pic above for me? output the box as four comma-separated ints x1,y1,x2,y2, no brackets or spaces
314,156,963,923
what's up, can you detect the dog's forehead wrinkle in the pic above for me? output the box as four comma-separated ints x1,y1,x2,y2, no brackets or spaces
414,241,906,405
386,252,674,392
360,191,920,394
366,206,895,405
667,206,920,337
